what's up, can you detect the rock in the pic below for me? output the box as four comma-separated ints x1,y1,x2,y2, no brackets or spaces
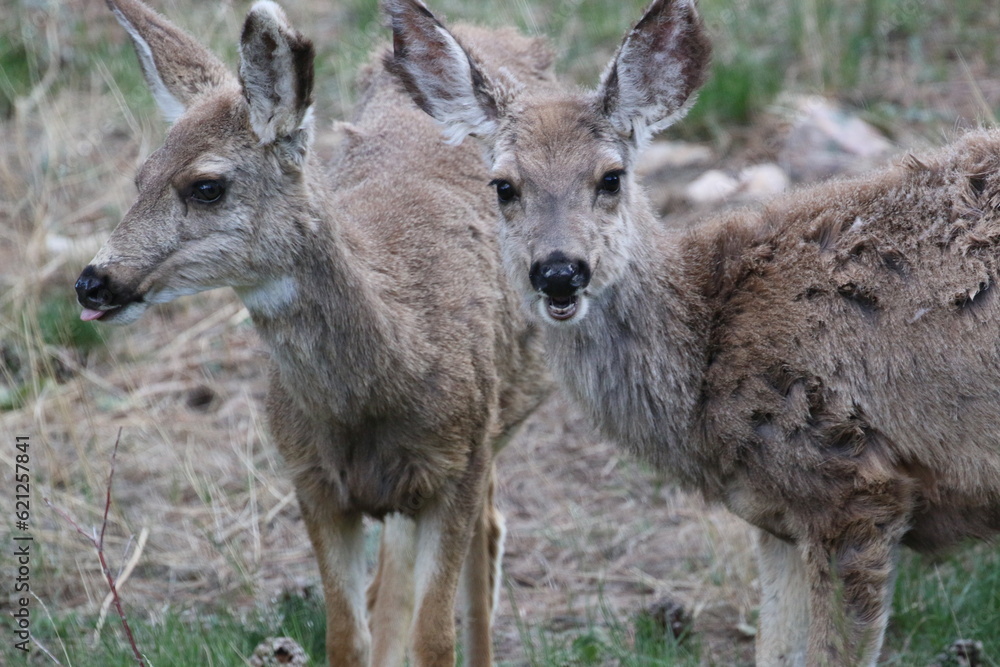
930,639,985,667
645,596,694,641
779,95,893,183
248,637,309,666
636,140,714,179
683,163,790,208
685,169,740,205
738,163,789,198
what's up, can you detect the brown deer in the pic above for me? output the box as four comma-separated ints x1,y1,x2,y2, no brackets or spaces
387,0,1000,664
74,1,553,664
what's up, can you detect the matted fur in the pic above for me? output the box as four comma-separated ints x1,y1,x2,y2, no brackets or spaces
387,0,1000,664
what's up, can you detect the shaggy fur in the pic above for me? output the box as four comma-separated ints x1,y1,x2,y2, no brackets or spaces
387,0,1000,664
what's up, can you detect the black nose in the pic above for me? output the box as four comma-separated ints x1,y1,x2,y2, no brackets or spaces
529,253,591,298
75,265,114,310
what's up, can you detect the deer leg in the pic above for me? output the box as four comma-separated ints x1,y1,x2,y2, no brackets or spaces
755,528,809,667
409,454,491,667
368,513,417,666
458,465,505,667
298,499,369,667
802,497,908,666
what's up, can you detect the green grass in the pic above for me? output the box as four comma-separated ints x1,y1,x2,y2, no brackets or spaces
680,0,999,138
34,294,106,354
507,583,701,667
5,0,993,140
2,593,327,667
4,589,699,666
0,5,44,119
10,546,1000,667
886,544,1000,665
0,38,33,119
0,292,107,411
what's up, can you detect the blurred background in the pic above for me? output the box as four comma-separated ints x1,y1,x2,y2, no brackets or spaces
1,0,998,664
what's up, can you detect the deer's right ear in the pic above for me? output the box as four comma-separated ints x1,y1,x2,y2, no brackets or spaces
383,0,504,144
239,2,315,159
106,0,235,123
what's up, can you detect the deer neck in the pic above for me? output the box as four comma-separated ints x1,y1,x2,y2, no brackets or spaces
236,173,407,419
544,219,710,487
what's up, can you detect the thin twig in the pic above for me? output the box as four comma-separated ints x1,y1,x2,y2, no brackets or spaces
94,527,149,640
45,429,146,667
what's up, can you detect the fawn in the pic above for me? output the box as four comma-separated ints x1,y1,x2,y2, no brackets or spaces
388,0,1000,663
76,0,553,664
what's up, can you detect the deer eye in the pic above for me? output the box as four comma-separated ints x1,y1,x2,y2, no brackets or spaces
189,179,225,204
599,170,623,195
489,179,518,204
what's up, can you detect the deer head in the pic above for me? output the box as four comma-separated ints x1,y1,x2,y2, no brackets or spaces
76,0,314,324
387,0,710,324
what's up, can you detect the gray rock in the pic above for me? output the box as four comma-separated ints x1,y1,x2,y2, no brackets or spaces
779,95,893,183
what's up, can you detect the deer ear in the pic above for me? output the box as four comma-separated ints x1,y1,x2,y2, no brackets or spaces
383,0,504,144
106,0,235,123
597,0,711,145
239,1,315,155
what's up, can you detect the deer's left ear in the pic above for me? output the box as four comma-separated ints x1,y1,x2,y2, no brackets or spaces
597,0,711,145
239,1,315,159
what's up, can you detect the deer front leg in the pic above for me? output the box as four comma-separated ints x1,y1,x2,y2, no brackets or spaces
458,466,505,667
298,499,370,666
410,455,492,667
802,499,908,666
368,513,417,666
755,529,809,667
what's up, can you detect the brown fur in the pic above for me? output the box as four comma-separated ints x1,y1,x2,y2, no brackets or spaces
387,0,1000,664
77,1,553,664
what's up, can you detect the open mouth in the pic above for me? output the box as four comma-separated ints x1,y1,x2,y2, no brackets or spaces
545,295,579,321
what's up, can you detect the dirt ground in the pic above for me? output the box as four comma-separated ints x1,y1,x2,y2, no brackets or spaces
491,395,759,664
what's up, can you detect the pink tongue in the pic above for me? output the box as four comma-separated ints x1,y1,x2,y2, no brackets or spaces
80,308,105,322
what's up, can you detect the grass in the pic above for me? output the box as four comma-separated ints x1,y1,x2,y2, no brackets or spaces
4,0,994,140
2,558,997,667
15,542,1000,666
3,589,700,666
0,593,327,666
886,545,1000,665
0,292,107,412
507,580,701,666
33,293,106,354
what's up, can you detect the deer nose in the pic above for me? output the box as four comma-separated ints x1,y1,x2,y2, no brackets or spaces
75,265,115,310
529,253,591,298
